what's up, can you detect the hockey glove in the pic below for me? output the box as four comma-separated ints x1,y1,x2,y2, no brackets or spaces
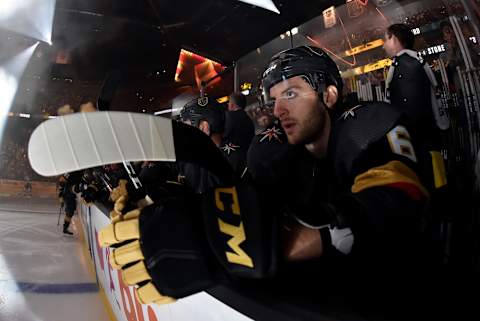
109,179,151,222
81,185,99,204
98,196,216,305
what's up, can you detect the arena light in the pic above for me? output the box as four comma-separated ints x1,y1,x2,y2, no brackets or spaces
341,58,392,78
0,0,56,45
0,71,17,120
237,0,280,14
241,82,252,91
0,1,25,20
217,96,229,104
0,42,39,138
344,39,385,57
174,49,224,89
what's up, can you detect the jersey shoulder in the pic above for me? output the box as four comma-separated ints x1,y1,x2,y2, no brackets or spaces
330,103,409,183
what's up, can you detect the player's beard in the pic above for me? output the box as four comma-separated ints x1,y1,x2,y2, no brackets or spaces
286,101,329,147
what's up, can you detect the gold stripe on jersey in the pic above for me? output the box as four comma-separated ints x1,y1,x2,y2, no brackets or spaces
430,151,447,189
351,160,429,197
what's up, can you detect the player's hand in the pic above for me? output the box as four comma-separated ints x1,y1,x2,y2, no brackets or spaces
109,179,151,222
98,197,215,305
109,179,129,221
80,185,99,204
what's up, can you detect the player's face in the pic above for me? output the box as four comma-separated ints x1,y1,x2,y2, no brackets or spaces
270,76,327,145
227,100,234,111
442,26,455,44
383,32,397,57
257,114,272,128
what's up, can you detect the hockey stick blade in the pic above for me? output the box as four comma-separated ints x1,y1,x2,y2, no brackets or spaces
28,112,176,176
28,111,235,183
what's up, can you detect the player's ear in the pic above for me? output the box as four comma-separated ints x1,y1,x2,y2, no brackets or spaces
323,85,338,110
198,120,211,136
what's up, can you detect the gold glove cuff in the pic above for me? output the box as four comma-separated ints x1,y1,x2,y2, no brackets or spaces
114,219,140,240
110,211,123,223
110,240,144,268
98,218,139,247
98,224,117,246
110,179,129,202
122,261,151,285
136,282,176,305
114,195,127,213
123,209,141,220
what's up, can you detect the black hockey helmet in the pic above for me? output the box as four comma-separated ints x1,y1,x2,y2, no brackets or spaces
180,96,224,134
261,46,343,106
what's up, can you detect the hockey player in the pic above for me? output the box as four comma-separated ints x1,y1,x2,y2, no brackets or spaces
180,96,225,147
58,171,82,235
178,96,237,192
247,95,292,185
222,92,255,174
107,96,232,209
260,45,433,262
97,46,433,311
58,169,101,234
56,104,79,235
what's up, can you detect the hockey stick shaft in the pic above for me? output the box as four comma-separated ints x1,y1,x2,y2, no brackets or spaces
57,203,63,226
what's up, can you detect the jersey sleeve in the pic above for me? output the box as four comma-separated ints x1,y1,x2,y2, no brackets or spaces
349,124,429,200
327,125,429,263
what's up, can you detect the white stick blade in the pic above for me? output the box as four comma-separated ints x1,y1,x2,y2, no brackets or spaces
28,112,176,176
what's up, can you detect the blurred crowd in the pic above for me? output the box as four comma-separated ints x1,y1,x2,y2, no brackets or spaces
401,3,465,27
0,139,30,181
0,121,54,182
324,2,470,58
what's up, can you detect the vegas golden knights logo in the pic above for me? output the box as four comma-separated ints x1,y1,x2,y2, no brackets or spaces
214,187,254,268
197,96,209,107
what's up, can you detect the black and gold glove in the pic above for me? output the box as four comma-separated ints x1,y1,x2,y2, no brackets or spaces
109,179,129,221
81,184,99,204
98,196,216,305
109,179,151,222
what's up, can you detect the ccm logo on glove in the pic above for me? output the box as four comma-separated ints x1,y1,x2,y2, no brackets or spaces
214,187,254,268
